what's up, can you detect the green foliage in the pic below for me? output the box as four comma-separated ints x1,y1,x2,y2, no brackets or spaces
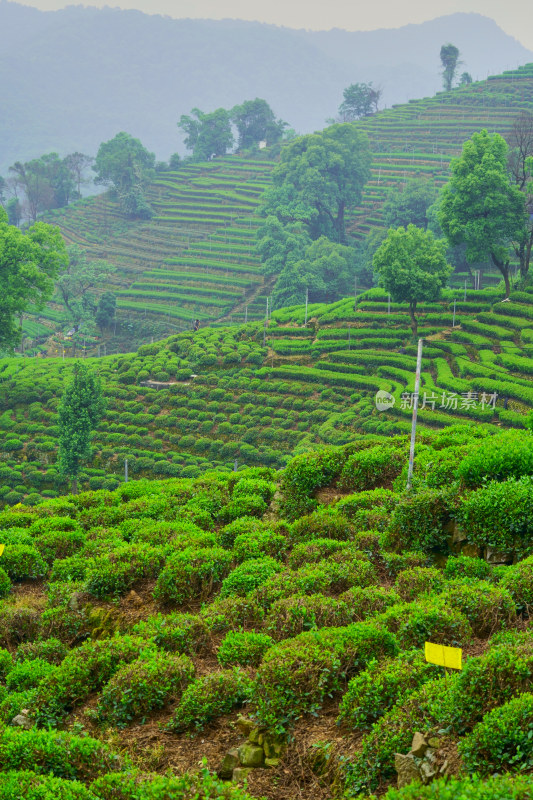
459,476,533,556
153,547,233,605
380,600,473,649
289,509,355,544
394,567,444,601
383,773,533,799
231,98,286,149
0,770,98,799
220,557,282,598
97,651,194,726
382,178,438,230
92,766,258,800
440,579,516,637
217,630,274,667
457,431,533,487
15,638,67,665
132,612,210,655
1,546,47,581
0,570,11,599
459,693,533,774
93,132,155,218
339,82,381,120
388,488,454,551
169,668,253,732
200,595,265,634
443,554,491,581
6,658,57,692
501,556,533,614
85,544,164,599
265,592,353,640
178,108,234,162
339,445,404,492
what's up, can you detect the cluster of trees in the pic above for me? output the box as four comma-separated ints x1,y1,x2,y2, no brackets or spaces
440,43,472,91
255,124,372,308
93,132,156,219
178,98,288,161
336,83,382,122
0,152,93,226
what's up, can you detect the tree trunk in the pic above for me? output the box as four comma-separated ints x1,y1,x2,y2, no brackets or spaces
408,302,418,339
71,477,78,494
336,201,346,244
491,254,511,299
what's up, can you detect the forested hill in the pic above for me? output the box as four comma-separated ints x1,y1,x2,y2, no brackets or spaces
1,2,532,172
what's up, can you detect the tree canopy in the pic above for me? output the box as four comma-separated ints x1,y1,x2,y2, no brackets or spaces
508,112,533,279
93,132,155,219
373,224,452,337
178,108,234,162
270,124,372,242
231,99,286,150
338,83,382,121
439,129,526,297
255,216,310,278
440,43,461,91
56,244,115,328
0,206,68,350
383,179,438,230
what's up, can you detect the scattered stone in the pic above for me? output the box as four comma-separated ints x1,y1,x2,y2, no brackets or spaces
420,761,437,784
236,716,254,736
485,546,511,565
439,759,449,775
127,590,143,607
257,733,264,746
264,757,281,769
11,712,32,729
218,748,239,779
67,592,83,611
395,753,420,789
238,743,264,768
410,732,428,757
232,767,251,783
428,737,440,749
248,727,261,744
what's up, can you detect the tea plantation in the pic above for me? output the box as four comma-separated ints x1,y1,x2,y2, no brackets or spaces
2,279,533,506
0,423,531,798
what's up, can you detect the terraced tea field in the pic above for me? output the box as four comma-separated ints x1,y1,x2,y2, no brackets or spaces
2,280,533,506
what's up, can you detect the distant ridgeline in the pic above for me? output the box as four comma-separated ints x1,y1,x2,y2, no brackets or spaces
27,63,533,351
2,279,533,505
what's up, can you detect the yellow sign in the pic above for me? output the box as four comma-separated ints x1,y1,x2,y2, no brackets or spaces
0,545,4,557
425,642,462,670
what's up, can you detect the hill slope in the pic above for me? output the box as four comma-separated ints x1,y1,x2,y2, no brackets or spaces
0,3,531,172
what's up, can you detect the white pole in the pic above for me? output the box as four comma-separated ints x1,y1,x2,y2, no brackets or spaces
406,337,424,491
388,294,391,315
348,326,351,350
452,299,456,327
245,306,248,323
304,288,308,325
464,279,467,301
354,277,357,311
125,458,129,483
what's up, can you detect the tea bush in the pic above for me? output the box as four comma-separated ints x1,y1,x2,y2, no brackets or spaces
6,658,57,692
394,567,444,601
200,595,265,633
388,488,454,551
153,547,233,605
289,509,355,544
169,668,254,732
443,554,491,581
217,630,274,667
457,431,533,487
265,593,353,640
501,556,533,614
132,612,210,655
1,546,47,581
0,770,98,799
232,527,288,562
97,651,195,726
220,557,283,597
383,774,533,799
379,600,473,648
440,580,516,636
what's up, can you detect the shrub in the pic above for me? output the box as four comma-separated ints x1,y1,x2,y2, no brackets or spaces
458,431,533,487
91,768,258,800
440,580,516,637
0,770,98,799
6,658,57,692
394,567,444,601
50,556,95,582
459,477,533,557
217,630,274,667
220,557,283,598
218,494,267,523
459,693,533,775
501,556,533,614
336,488,397,517
132,613,210,655
338,586,401,621
0,728,121,781
232,478,276,503
169,668,253,732
154,547,233,605
265,593,353,640
218,517,267,549
33,529,86,564
0,649,13,681
339,445,404,492
255,622,398,733
200,595,264,633
388,488,454,551
97,651,194,727
233,528,288,563
288,539,349,568
0,570,11,599
289,509,355,544
443,555,491,581
280,446,347,520
85,545,165,599
337,650,441,730
383,773,533,800
0,605,41,647
15,638,67,665
380,551,429,579
379,600,473,649
1,546,47,581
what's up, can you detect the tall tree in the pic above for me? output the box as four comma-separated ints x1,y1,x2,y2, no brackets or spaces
439,130,526,298
0,206,68,350
58,363,105,493
64,153,94,198
255,216,310,277
270,124,372,242
508,112,533,279
93,132,155,219
56,245,115,327
338,83,382,121
8,154,75,222
459,72,473,86
440,43,461,91
373,224,452,338
231,98,287,150
382,179,438,230
95,292,117,331
178,108,233,161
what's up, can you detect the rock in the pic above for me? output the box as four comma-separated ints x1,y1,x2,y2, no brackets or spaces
263,738,274,758
218,748,239,779
67,592,83,611
485,546,512,565
461,543,481,558
236,716,254,736
127,590,143,607
11,712,32,729
232,767,251,783
450,521,467,544
394,753,420,789
420,761,437,784
238,743,264,768
248,727,261,744
257,733,264,746
425,748,436,763
439,759,450,775
264,757,281,769
428,737,440,749
410,732,428,757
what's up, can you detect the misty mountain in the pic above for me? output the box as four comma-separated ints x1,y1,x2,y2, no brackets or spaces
0,2,531,175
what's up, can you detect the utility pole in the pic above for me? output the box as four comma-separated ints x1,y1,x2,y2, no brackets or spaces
124,458,129,483
464,279,467,302
406,337,424,492
452,299,456,328
388,294,391,315
354,277,358,311
304,288,309,325
244,306,248,323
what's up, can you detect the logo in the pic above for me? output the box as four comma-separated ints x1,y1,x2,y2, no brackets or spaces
375,390,396,411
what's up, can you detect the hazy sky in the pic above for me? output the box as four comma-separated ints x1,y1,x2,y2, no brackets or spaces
15,0,533,50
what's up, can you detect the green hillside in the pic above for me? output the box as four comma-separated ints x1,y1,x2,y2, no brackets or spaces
0,425,531,799
25,63,533,350
2,279,533,506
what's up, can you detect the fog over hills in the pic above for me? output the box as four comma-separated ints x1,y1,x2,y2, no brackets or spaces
0,2,531,174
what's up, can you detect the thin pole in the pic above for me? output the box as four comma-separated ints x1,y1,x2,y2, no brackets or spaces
304,288,308,325
354,277,357,311
388,294,391,315
406,337,424,491
464,279,467,301
452,299,456,328
348,326,351,350
125,458,129,483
